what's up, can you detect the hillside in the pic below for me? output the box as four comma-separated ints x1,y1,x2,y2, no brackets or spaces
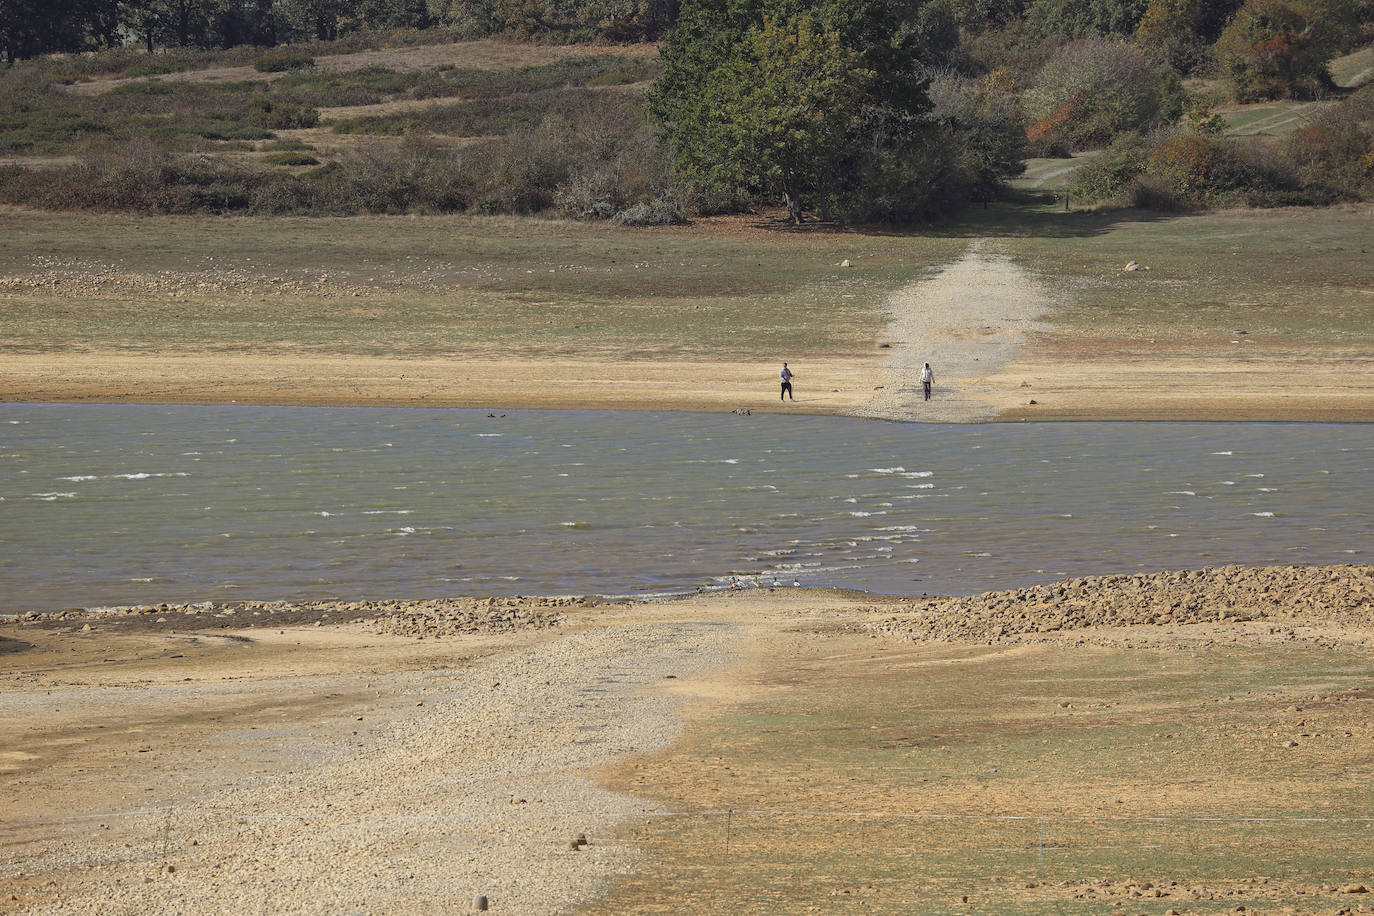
1,5,1370,221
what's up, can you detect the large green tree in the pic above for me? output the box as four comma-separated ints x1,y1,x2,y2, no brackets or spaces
648,0,956,223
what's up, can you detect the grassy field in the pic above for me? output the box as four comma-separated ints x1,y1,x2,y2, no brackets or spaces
955,199,1374,360
0,209,965,361
2,200,1370,366
596,632,1374,915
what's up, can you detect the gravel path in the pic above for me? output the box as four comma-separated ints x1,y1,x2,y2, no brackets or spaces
853,240,1053,423
22,620,739,915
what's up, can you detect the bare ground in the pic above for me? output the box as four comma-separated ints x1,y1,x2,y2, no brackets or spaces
854,239,1054,422
4,568,1374,914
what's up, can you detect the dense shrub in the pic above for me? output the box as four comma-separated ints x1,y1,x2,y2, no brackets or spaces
1132,0,1221,72
927,68,1028,201
610,199,684,224
254,51,315,72
0,74,109,154
1026,0,1149,39
1070,131,1148,200
263,150,320,165
1282,85,1374,198
1214,0,1339,101
1145,131,1264,200
1067,126,1302,208
957,20,1058,85
1023,37,1184,152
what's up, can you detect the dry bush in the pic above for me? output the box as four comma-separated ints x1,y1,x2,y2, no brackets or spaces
1282,85,1374,199
1024,37,1185,151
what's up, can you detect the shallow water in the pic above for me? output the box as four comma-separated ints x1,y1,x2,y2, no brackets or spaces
0,405,1369,611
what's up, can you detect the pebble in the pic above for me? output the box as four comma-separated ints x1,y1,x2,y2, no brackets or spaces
868,564,1373,644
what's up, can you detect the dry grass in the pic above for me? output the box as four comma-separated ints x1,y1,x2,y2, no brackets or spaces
595,630,1374,915
64,40,660,97
964,202,1374,358
0,209,964,362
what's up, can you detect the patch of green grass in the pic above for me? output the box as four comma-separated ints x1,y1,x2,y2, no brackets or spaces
0,80,110,154
1221,100,1328,136
0,211,966,361
254,51,315,73
262,150,320,165
263,139,315,152
1010,154,1096,191
596,638,1374,915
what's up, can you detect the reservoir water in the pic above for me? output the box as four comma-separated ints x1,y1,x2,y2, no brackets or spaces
0,405,1369,611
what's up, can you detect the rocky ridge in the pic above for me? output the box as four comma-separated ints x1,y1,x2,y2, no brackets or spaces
10,595,574,637
870,564,1374,643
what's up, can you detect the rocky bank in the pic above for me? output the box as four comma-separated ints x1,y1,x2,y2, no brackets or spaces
870,564,1374,643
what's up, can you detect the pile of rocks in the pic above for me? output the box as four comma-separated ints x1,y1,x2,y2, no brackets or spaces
364,597,567,638
870,564,1374,643
9,595,579,636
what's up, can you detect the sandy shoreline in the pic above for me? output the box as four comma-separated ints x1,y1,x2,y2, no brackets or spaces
4,565,1372,913
8,349,1371,425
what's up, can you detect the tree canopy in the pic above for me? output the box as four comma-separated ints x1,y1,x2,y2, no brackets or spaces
647,0,995,223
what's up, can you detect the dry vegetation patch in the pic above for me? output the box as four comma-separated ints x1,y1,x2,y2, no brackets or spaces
595,565,1374,915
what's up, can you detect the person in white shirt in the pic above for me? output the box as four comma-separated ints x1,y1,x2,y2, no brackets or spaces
920,362,934,401
779,362,794,401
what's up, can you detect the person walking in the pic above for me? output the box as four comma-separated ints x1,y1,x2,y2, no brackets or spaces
779,362,794,401
920,362,934,401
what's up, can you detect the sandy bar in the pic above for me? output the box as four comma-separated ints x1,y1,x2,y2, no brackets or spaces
5,350,1372,422
0,353,877,416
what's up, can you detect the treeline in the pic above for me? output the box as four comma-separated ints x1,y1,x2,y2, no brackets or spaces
0,0,679,63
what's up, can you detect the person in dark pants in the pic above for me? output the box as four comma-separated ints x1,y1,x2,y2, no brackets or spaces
920,362,934,401
779,362,794,401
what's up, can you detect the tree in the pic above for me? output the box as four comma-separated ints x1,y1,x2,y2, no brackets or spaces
927,68,1027,202
1026,0,1150,38
1024,36,1183,151
667,14,872,222
648,0,951,223
280,0,350,40
2,0,120,59
1214,0,1339,101
1133,0,1246,70
358,0,434,29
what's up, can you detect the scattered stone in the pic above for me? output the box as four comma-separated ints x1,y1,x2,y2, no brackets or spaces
865,564,1373,644
80,623,92,633
840,259,851,267
472,894,489,911
1124,261,1140,271
1283,740,1299,748
1342,884,1369,894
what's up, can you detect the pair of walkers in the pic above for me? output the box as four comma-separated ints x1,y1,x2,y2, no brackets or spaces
778,362,935,402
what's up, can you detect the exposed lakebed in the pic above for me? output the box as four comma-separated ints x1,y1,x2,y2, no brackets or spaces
0,405,1369,611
